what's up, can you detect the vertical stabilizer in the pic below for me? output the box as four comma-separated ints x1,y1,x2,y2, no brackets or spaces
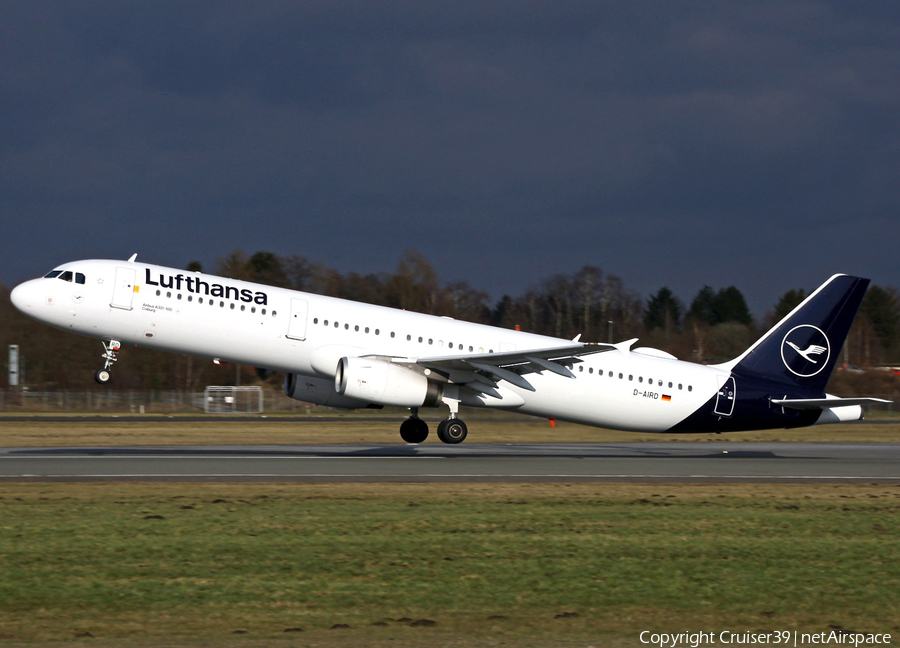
720,274,870,394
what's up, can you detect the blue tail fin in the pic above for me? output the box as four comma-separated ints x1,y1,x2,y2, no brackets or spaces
722,274,870,394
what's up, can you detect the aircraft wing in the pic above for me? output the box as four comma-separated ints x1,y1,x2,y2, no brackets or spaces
390,341,630,395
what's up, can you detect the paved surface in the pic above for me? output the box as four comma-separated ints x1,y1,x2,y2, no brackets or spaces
1,442,899,483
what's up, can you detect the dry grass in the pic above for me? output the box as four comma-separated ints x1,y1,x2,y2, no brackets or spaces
0,414,897,447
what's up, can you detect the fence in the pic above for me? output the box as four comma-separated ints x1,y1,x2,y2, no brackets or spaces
0,389,317,414
203,386,264,414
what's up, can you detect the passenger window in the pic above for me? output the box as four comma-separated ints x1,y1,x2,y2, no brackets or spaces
578,366,584,372
688,385,693,392
407,334,411,341
375,329,380,335
156,290,161,296
334,322,339,328
365,327,369,333
668,382,673,388
589,367,594,374
391,332,395,338
230,303,235,310
240,304,245,311
313,317,318,324
419,337,423,343
251,306,256,313
678,384,683,390
75,273,86,284
167,292,172,298
272,311,276,316
618,373,623,379
177,294,182,300
262,308,267,315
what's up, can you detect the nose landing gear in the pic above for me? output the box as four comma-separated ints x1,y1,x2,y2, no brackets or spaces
94,340,121,384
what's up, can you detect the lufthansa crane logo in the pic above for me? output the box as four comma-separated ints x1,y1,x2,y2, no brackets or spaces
781,325,831,377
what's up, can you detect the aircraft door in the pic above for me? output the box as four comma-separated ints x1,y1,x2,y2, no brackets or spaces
110,267,136,310
286,299,309,340
714,375,736,417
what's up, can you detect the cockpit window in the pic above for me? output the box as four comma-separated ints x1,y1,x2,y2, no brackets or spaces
44,269,86,283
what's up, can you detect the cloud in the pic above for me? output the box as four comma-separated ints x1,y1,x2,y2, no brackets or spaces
1,1,898,314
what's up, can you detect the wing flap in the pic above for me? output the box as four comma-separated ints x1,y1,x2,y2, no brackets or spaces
468,361,536,392
524,355,575,378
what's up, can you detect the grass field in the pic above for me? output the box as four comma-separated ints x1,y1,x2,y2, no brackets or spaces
0,417,898,647
0,482,898,647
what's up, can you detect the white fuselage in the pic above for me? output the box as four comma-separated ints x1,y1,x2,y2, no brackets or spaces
11,259,726,431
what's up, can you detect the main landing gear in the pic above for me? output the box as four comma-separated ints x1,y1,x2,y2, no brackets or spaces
94,340,121,384
398,405,469,445
437,397,467,444
400,408,429,443
437,417,467,444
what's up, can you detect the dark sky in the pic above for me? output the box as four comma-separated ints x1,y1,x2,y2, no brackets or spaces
2,1,898,316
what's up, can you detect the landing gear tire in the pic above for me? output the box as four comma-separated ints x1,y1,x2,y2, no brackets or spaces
437,418,468,444
94,369,111,384
400,417,429,444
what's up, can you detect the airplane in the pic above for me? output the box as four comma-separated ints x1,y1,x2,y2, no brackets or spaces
9,255,891,443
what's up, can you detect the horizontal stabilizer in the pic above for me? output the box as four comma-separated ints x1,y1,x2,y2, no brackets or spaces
772,397,893,410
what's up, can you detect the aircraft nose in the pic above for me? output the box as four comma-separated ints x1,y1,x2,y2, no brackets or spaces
10,281,35,312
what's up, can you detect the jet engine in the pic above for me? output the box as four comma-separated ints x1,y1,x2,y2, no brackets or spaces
335,357,443,408
284,372,377,409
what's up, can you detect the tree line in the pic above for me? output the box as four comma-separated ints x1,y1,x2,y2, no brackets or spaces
2,250,898,393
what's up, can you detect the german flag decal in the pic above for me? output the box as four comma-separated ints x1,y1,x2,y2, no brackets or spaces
661,394,672,402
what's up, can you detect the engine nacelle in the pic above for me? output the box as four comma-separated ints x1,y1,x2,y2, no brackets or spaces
284,372,377,409
335,357,443,408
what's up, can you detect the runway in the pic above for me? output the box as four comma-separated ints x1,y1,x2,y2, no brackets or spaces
2,442,899,483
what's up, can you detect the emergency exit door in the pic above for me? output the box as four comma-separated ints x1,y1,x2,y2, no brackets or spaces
286,299,309,340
